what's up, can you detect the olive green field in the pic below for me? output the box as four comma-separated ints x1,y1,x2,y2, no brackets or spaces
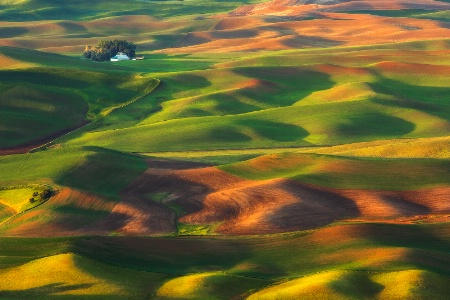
0,0,449,299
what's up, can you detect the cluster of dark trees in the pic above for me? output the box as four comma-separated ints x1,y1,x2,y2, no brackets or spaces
83,39,136,61
29,189,52,203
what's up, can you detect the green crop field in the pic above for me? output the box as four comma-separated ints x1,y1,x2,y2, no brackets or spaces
0,47,159,149
0,222,449,299
220,153,450,190
0,0,449,298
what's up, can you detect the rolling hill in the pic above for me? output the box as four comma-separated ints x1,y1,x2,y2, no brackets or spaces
0,0,449,298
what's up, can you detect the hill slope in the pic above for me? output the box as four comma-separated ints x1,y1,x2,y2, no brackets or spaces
0,0,449,298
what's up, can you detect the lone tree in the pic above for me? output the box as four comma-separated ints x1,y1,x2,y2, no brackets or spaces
83,39,136,62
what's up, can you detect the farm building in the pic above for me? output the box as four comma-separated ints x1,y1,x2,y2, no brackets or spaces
110,52,130,62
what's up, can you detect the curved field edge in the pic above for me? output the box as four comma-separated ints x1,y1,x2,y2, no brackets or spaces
0,150,448,237
0,1,449,298
300,136,450,159
0,184,53,222
136,135,450,163
0,252,165,299
219,152,450,190
247,269,450,300
0,49,159,151
0,222,449,299
57,59,450,152
2,42,450,154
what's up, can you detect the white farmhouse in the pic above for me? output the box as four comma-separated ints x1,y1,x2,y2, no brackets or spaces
110,52,130,62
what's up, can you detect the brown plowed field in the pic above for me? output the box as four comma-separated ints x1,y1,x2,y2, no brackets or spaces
158,0,450,53
374,61,450,75
3,158,448,236
2,0,450,54
115,158,450,235
229,0,450,17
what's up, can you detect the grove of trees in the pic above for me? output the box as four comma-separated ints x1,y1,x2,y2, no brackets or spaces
29,188,52,203
83,39,136,61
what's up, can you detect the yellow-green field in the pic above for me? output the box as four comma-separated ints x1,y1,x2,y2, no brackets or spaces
0,222,449,299
1,0,449,298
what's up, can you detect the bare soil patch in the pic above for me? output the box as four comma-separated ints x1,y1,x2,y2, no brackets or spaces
2,158,448,236
107,158,450,235
158,0,450,54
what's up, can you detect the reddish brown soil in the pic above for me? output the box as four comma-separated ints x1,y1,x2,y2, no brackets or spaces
2,0,450,54
2,158,448,236
157,0,450,54
97,158,449,235
93,165,180,235
374,61,450,75
229,0,450,17
0,145,37,156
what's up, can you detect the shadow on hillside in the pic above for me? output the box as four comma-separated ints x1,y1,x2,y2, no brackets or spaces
265,183,360,232
335,112,416,139
0,69,89,89
264,15,321,23
70,235,256,275
52,205,110,231
111,157,358,235
210,93,262,114
262,26,298,35
260,20,342,47
329,272,384,299
147,73,210,104
359,223,450,275
282,35,344,48
165,73,212,92
58,21,87,33
233,66,335,107
0,283,95,299
370,76,450,122
102,72,212,127
147,34,187,50
362,223,450,252
0,27,28,38
210,29,258,39
236,119,309,142
55,148,146,198
380,194,430,215
208,126,253,143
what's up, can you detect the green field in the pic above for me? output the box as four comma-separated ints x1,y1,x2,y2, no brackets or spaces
1,0,450,298
0,48,159,149
0,222,449,299
0,0,264,21
220,153,450,190
346,9,450,21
